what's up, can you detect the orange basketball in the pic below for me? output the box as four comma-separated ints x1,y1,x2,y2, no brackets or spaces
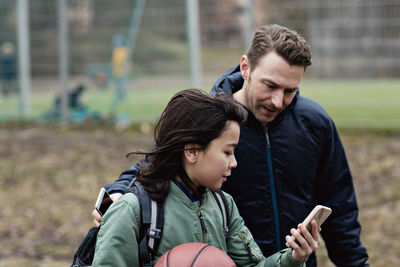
154,242,236,267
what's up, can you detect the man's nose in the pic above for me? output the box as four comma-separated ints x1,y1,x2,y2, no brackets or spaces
270,90,284,110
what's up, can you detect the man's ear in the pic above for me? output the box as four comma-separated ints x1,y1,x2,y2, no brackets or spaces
240,55,250,80
184,144,201,164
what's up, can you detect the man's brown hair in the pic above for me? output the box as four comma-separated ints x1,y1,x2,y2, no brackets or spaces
246,24,312,70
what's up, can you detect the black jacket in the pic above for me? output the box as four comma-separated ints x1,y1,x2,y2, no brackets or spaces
211,65,369,266
107,65,369,266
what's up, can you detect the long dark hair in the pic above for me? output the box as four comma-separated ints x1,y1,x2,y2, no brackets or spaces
130,89,247,202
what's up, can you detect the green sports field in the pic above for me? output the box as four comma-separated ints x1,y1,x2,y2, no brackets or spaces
1,79,399,131
300,79,400,131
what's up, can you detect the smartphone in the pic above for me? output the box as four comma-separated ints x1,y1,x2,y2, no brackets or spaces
95,187,113,216
286,205,332,247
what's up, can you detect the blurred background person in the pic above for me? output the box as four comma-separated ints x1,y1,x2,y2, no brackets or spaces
0,42,17,97
110,34,128,114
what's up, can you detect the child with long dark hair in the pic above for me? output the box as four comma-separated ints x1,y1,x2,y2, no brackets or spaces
93,89,320,266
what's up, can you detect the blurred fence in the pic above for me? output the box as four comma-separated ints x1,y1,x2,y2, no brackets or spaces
266,0,400,79
0,0,399,119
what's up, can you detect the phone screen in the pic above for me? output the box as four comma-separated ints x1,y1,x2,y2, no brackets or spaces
95,188,113,216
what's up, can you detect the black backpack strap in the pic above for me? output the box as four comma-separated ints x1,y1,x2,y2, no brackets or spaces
211,190,230,236
126,180,164,267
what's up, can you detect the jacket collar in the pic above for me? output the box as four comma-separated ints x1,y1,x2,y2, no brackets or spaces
169,180,210,209
172,178,199,202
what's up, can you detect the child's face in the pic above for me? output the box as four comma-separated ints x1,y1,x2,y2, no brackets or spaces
188,121,240,191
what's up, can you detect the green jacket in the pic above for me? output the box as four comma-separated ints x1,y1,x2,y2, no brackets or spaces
93,181,305,267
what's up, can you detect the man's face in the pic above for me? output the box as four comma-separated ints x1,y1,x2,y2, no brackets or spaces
237,51,304,125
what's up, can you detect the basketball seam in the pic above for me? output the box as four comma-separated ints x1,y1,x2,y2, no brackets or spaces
166,250,171,267
190,244,210,267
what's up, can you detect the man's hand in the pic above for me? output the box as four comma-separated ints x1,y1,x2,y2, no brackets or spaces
285,220,321,262
92,192,123,227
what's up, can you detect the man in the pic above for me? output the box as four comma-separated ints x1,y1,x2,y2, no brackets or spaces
110,34,128,113
93,24,369,266
0,42,17,96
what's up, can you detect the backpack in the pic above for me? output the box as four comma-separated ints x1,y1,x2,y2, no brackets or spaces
71,181,229,267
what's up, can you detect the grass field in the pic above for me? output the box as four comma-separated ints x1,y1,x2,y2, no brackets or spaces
1,79,399,131
300,79,400,131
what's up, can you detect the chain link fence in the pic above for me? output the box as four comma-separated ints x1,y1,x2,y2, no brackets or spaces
0,0,399,118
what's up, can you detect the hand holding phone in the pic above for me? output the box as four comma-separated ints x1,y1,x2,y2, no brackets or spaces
95,188,113,216
286,205,332,247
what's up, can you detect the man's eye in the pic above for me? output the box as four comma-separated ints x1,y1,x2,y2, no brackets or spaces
285,89,297,94
225,152,233,156
265,83,275,89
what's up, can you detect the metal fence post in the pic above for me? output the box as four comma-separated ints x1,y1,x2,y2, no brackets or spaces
58,0,69,122
17,0,31,117
245,0,255,47
186,0,202,88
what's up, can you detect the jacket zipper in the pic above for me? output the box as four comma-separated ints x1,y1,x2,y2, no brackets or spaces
265,128,281,251
240,232,263,261
197,209,207,242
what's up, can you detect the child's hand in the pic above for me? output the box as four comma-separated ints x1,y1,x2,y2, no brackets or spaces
285,220,321,262
91,192,122,227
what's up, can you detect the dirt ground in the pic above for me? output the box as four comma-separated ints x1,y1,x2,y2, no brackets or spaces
0,124,399,266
